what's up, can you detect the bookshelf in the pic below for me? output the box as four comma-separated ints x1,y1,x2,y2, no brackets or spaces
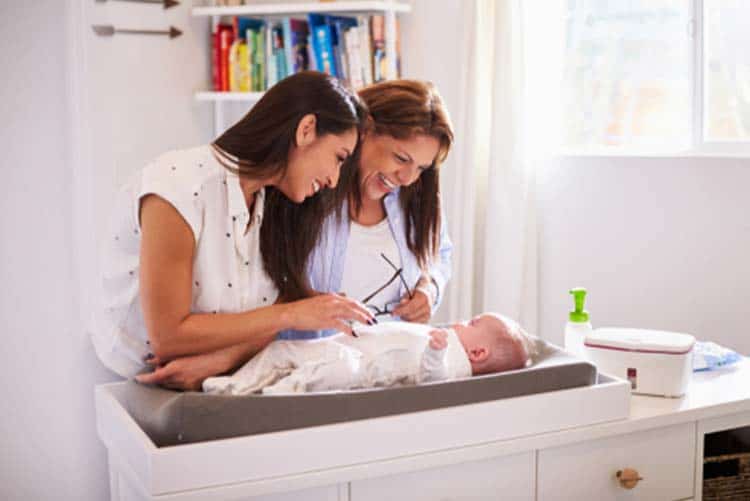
192,0,412,136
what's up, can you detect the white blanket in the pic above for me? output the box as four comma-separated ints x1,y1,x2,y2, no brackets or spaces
203,322,472,395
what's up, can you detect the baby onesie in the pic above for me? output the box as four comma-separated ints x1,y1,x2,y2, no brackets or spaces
203,322,472,395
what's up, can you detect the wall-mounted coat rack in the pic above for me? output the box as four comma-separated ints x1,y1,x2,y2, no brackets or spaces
92,25,182,39
95,0,180,9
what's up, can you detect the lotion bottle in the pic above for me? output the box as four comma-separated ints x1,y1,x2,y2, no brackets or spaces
565,287,592,358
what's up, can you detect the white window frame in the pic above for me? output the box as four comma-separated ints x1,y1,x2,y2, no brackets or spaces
561,0,750,158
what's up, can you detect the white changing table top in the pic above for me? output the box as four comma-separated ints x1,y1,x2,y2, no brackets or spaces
478,357,750,458
96,359,750,498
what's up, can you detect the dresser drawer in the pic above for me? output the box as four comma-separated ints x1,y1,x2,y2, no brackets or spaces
538,422,696,500
350,451,535,501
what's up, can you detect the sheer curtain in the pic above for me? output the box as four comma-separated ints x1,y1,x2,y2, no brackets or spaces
442,0,563,334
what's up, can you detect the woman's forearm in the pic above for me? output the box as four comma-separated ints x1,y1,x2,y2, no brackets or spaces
150,303,292,361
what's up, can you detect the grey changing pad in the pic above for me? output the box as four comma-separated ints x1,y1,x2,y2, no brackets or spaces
114,343,596,447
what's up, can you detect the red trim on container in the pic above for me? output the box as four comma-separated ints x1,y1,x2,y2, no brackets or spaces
584,342,694,355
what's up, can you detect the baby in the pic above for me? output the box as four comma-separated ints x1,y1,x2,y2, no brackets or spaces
203,313,537,396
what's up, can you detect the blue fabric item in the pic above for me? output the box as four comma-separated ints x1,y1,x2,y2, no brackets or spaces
278,188,453,340
693,341,742,371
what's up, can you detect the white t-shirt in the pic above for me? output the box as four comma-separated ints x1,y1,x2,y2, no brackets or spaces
340,218,402,313
90,145,279,377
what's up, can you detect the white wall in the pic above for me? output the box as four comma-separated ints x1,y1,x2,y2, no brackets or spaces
1,1,212,499
538,156,750,354
0,1,110,499
400,0,469,324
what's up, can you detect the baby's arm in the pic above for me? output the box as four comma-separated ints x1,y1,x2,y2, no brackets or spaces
417,329,451,383
202,341,297,395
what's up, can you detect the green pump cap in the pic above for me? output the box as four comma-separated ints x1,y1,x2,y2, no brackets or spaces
569,287,589,323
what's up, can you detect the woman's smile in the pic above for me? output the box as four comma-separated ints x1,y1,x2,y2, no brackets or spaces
377,172,398,191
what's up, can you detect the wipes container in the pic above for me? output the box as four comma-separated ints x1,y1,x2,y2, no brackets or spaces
584,328,695,397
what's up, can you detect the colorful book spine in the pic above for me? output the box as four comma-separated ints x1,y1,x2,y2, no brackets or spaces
306,33,318,71
272,25,287,81
266,25,277,87
308,14,337,77
212,28,221,91
218,24,234,91
371,15,386,82
357,15,373,86
256,28,266,90
289,19,310,74
328,16,358,86
282,18,295,77
345,28,364,90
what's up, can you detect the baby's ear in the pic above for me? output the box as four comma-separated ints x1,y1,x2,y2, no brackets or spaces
468,347,489,363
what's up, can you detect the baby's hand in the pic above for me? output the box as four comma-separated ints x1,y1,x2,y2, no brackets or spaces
428,329,448,350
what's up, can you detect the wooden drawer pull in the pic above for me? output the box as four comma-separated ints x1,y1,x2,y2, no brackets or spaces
616,468,643,489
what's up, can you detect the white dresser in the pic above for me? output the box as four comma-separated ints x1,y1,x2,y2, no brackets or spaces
99,359,750,501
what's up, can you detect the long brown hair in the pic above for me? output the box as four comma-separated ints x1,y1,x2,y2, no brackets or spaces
337,80,454,267
213,71,367,301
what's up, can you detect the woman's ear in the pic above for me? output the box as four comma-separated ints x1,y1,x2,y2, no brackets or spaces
361,115,376,139
468,347,489,363
295,113,317,147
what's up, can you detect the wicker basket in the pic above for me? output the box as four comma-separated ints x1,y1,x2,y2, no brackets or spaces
703,452,750,501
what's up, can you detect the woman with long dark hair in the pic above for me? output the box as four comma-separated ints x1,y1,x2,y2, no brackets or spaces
91,72,374,389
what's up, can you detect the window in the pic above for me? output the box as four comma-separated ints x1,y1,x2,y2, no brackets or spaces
561,0,750,154
704,0,750,141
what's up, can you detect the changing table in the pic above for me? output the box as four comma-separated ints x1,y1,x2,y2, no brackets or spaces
96,343,750,500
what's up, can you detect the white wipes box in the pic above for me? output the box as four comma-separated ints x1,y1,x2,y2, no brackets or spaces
584,328,695,397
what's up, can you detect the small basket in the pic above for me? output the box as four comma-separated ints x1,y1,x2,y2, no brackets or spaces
703,452,750,501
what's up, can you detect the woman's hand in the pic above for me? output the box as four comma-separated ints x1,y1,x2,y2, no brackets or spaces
135,349,236,391
282,293,375,335
393,276,436,323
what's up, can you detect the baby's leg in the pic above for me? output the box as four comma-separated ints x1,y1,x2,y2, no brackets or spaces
203,342,296,395
262,347,364,394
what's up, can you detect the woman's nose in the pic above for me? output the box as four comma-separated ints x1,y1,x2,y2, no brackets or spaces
327,169,339,188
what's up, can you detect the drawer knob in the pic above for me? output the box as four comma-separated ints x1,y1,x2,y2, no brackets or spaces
616,468,643,489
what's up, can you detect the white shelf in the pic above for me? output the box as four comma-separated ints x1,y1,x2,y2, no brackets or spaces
192,1,411,17
195,91,265,102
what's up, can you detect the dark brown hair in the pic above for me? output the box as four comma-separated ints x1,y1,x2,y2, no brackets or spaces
337,80,454,267
213,71,367,301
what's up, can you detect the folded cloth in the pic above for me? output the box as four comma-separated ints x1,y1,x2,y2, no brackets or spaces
693,341,742,371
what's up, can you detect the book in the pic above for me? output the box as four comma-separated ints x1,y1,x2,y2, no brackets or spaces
308,14,337,77
289,19,310,74
212,28,221,91
228,38,250,92
218,24,234,91
327,15,358,86
371,15,386,82
247,26,266,91
271,24,288,81
344,27,364,89
266,25,277,87
236,18,265,91
306,33,318,71
357,15,374,86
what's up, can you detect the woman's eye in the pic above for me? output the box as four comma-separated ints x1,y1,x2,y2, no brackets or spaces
394,154,408,163
336,155,347,165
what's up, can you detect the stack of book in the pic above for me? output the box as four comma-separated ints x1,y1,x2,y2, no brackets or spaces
212,14,401,92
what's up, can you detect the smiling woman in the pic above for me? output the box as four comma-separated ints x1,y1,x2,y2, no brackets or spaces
278,79,456,340
90,72,375,389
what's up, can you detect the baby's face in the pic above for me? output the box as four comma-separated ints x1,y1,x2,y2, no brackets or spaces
452,313,507,346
